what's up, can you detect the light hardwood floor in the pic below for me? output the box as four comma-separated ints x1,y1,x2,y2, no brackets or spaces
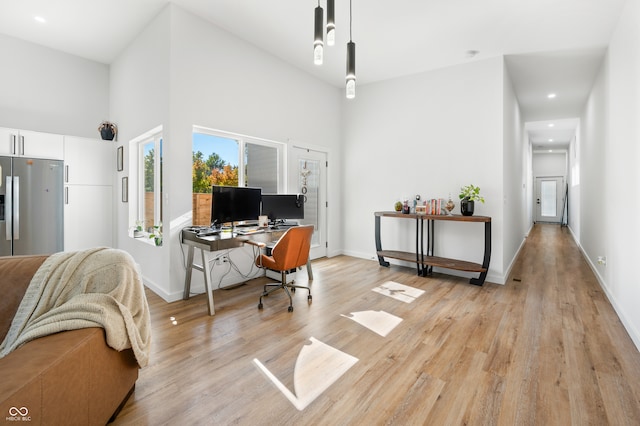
114,224,640,425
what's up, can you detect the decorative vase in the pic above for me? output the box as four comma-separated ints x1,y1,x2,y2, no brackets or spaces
461,199,475,216
100,127,115,141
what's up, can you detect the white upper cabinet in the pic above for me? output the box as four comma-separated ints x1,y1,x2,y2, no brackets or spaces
0,127,64,160
63,136,114,185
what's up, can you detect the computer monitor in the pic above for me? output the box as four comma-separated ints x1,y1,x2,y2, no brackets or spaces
261,194,304,222
211,186,262,225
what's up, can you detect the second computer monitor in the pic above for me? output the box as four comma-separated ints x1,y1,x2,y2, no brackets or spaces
261,194,304,222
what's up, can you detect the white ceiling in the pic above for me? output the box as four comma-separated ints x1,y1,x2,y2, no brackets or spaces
0,0,627,148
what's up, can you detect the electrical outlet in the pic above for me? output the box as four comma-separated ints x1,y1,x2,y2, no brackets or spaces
597,256,607,266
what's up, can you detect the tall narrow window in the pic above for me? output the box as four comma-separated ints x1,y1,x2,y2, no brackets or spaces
130,126,163,243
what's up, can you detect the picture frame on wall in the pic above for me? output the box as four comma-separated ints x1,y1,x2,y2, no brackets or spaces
122,177,128,203
117,146,124,171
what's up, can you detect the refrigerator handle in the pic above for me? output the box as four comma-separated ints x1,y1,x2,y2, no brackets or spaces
5,176,11,240
13,176,19,240
11,134,16,155
65,187,69,205
19,135,25,156
65,165,69,183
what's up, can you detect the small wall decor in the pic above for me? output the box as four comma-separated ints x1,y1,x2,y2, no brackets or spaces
122,177,128,203
117,146,124,171
98,121,118,141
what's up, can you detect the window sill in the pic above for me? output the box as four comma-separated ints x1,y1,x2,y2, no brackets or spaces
131,231,162,247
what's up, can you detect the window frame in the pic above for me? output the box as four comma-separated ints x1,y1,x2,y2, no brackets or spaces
192,126,285,191
129,125,163,242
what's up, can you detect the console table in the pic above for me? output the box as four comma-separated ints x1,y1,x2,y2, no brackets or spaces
374,211,491,286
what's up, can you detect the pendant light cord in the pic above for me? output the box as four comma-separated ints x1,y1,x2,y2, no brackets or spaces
349,0,353,41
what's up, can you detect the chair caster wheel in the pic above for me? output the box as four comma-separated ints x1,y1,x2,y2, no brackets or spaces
291,287,296,293
258,303,263,309
288,306,294,312
308,295,312,301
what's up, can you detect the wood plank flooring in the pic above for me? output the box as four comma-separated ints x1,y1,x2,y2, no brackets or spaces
113,224,640,425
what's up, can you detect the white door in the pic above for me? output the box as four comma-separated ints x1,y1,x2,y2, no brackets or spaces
290,147,327,259
535,177,565,223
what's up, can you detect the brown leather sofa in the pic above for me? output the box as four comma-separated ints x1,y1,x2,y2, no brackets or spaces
0,255,139,425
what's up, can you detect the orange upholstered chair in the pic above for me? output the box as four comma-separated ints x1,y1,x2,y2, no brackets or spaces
256,225,314,312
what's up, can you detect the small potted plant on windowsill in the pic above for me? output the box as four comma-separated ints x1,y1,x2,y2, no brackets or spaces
149,224,162,246
459,184,485,216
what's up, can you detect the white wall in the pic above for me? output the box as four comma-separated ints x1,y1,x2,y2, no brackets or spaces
600,0,640,349
502,62,528,278
110,6,172,293
579,62,607,272
0,34,109,138
576,0,640,350
342,57,508,284
111,5,342,301
532,152,567,177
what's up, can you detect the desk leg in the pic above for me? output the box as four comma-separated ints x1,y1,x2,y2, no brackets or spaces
470,221,492,286
375,215,390,267
201,249,215,315
306,259,314,281
183,245,195,300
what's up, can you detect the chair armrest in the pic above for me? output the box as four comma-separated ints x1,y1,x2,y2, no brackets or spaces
244,240,266,248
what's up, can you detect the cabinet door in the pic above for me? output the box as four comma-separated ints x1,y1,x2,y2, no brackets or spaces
64,136,114,185
0,127,17,156
64,185,113,251
20,130,64,160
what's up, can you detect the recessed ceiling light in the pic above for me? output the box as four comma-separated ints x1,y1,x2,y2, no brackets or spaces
548,139,554,142
34,16,46,23
548,150,553,153
548,123,555,127
547,93,557,99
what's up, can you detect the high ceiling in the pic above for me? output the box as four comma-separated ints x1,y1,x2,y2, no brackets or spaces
0,0,627,148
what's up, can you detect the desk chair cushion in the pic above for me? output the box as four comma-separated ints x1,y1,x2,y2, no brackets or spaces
258,225,314,271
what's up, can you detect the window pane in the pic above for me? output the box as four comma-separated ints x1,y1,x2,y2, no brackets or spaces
143,141,155,229
299,159,319,246
541,180,556,217
246,143,277,193
192,133,239,226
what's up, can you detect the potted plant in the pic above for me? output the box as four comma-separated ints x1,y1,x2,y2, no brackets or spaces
149,224,162,246
459,184,485,216
98,121,117,141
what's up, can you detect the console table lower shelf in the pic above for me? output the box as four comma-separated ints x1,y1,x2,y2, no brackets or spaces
374,211,491,286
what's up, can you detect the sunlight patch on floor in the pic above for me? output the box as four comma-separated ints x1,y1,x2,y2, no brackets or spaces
253,337,358,410
341,310,403,337
372,281,425,303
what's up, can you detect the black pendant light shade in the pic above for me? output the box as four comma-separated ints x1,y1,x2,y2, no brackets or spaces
327,0,336,46
314,4,324,65
346,41,356,99
346,0,356,99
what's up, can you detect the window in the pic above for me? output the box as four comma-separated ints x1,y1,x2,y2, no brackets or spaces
129,126,163,244
192,127,283,226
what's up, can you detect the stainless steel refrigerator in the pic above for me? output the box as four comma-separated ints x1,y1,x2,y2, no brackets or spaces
0,156,64,256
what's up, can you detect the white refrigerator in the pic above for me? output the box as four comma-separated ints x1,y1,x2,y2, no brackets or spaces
0,156,64,256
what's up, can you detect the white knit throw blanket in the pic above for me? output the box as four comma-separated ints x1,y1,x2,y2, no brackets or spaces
0,247,151,367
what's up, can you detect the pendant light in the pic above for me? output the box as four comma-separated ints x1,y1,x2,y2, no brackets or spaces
346,0,356,99
314,1,324,65
326,0,336,46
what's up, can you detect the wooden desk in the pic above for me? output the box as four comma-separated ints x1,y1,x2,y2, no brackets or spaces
182,228,313,315
374,211,491,286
